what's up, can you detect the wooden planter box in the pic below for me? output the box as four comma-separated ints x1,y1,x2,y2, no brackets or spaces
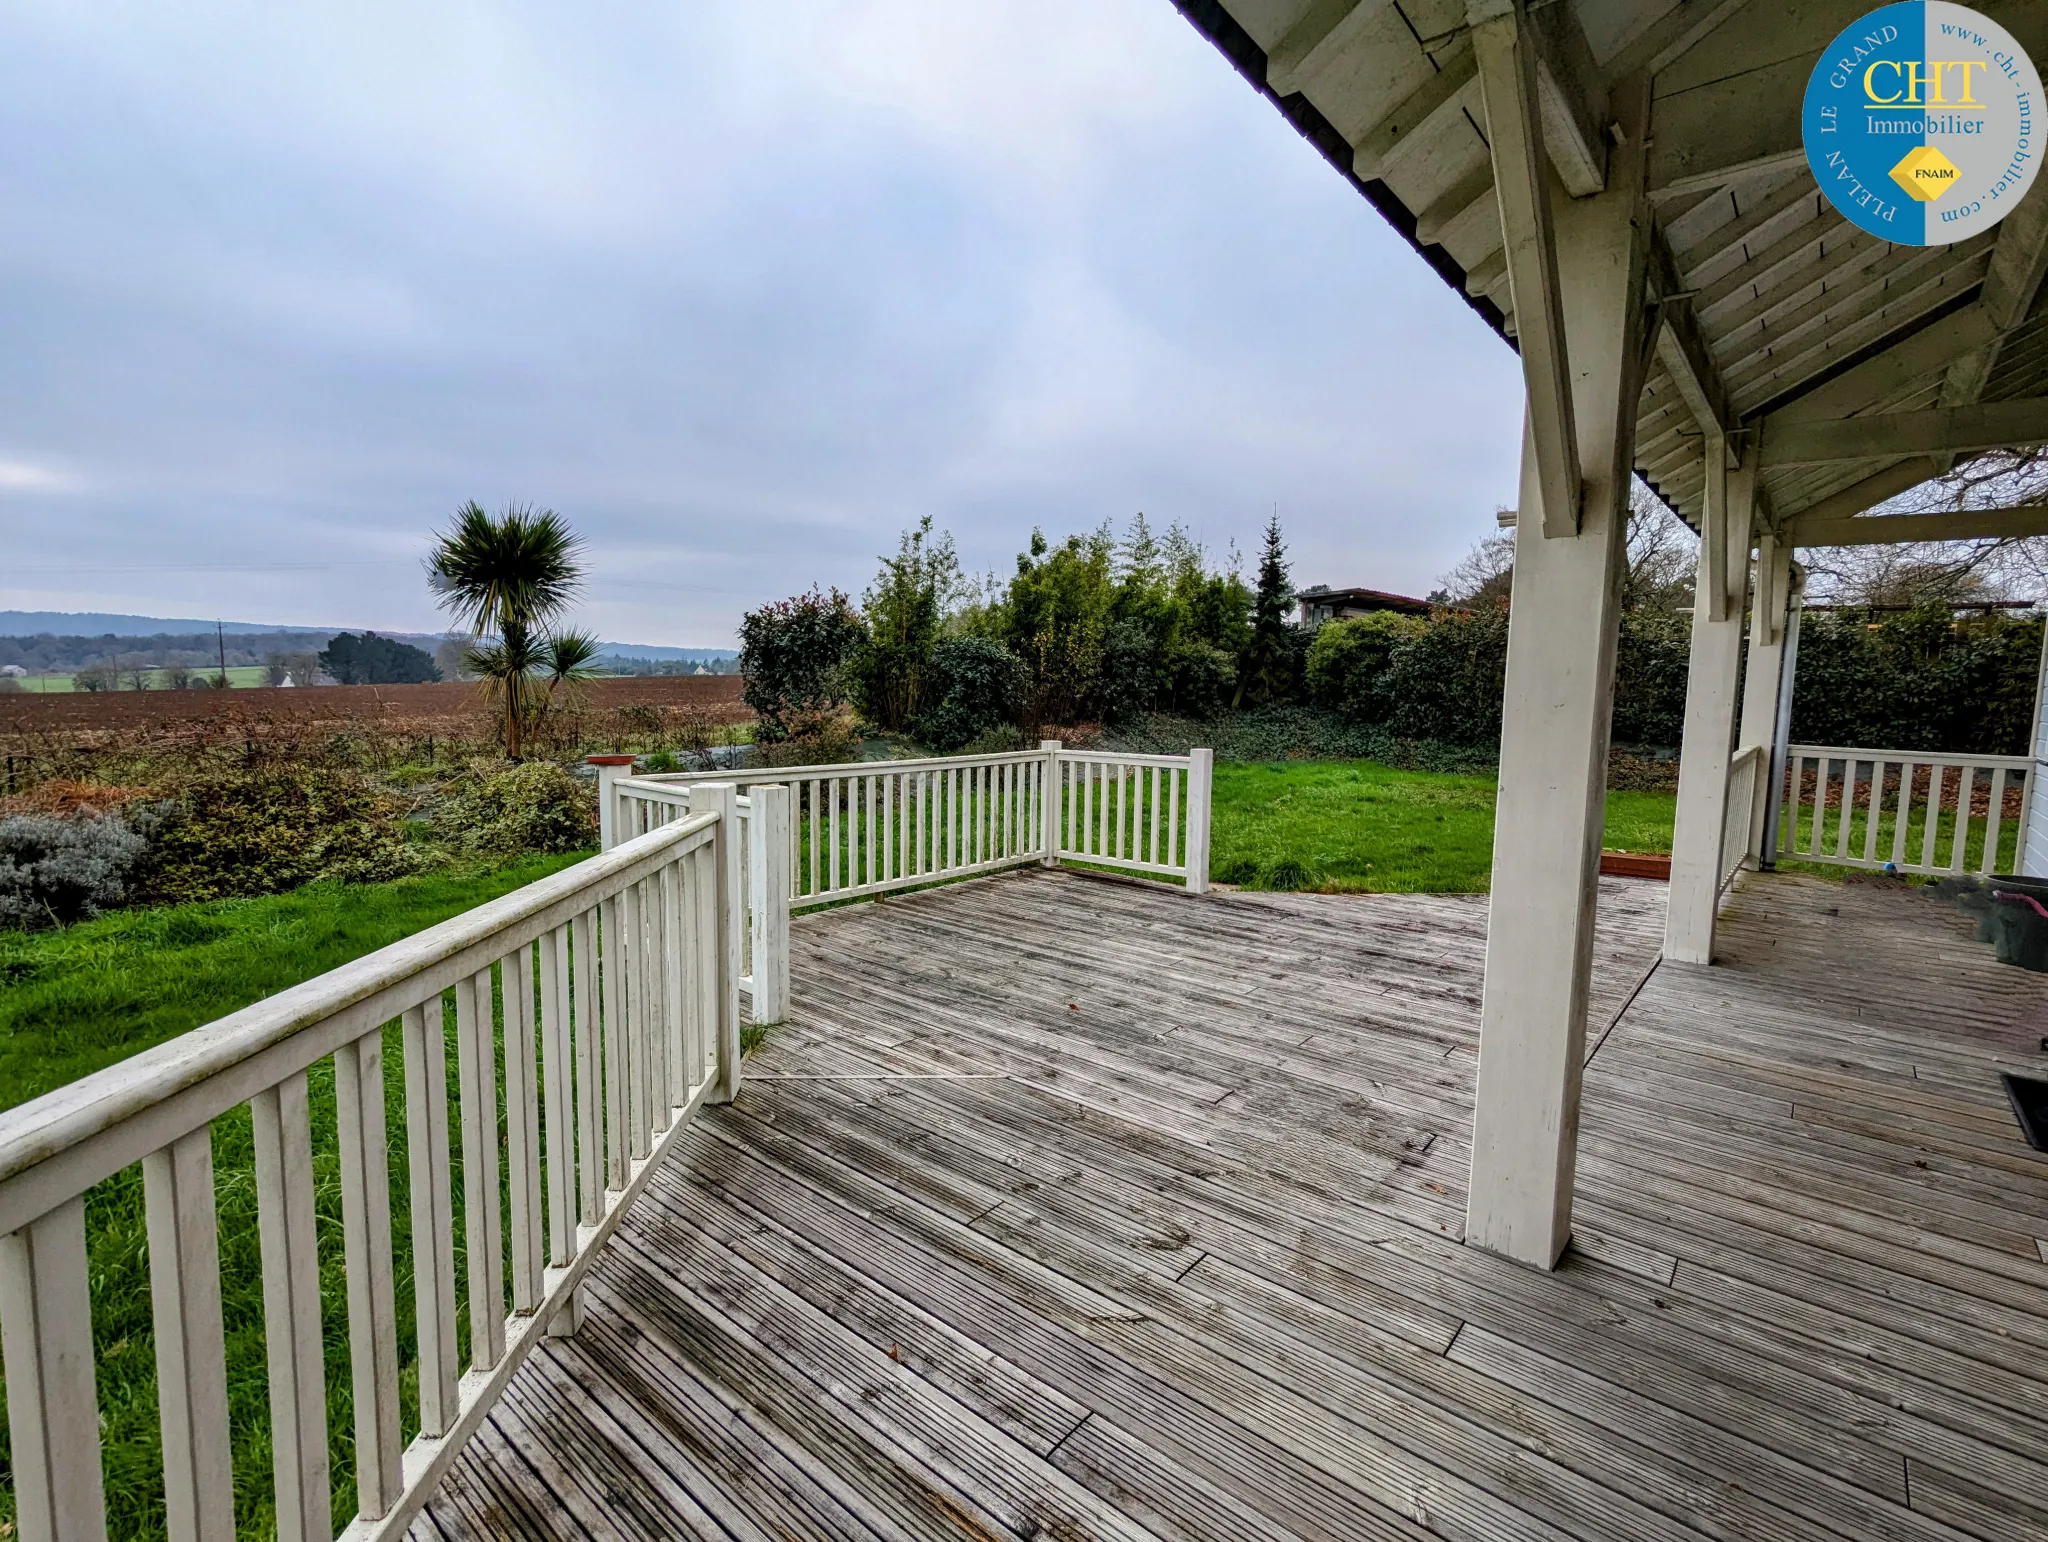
1600,851,1671,881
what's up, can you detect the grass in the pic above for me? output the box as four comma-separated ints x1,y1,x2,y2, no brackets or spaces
1210,760,1677,893
0,853,589,1539
10,666,280,693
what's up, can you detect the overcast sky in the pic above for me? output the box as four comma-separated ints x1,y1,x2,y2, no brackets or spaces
0,1,1524,647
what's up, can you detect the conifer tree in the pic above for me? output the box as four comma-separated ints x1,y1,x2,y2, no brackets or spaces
1235,514,1298,706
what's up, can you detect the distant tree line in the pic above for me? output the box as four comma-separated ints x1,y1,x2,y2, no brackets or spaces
740,513,1296,750
740,489,2044,761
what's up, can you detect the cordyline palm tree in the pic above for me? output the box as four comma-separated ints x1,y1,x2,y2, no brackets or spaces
427,501,597,757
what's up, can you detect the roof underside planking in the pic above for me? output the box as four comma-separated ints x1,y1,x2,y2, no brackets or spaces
1172,0,2048,541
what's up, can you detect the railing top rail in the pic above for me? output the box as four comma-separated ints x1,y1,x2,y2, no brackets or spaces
0,810,719,1206
1785,744,2032,769
627,743,1203,789
630,747,1057,785
1052,749,1197,768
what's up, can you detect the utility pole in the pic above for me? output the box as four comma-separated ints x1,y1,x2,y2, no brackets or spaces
216,619,229,688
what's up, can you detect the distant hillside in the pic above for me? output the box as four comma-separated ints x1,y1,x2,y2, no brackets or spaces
0,613,739,677
0,611,344,637
598,643,738,662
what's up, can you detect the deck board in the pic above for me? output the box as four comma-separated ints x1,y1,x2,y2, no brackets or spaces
416,868,2048,1540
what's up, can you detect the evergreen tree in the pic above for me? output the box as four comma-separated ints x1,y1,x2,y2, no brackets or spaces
1235,514,1299,706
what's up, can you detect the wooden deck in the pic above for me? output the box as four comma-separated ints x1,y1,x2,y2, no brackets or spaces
412,867,2048,1542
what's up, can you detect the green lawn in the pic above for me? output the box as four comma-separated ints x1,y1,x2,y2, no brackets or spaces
11,666,276,693
0,853,589,1539
1210,760,1676,893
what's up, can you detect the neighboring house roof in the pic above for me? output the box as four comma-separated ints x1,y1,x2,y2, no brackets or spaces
1297,584,1437,617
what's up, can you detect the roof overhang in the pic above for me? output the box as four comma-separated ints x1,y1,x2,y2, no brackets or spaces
1172,0,2048,545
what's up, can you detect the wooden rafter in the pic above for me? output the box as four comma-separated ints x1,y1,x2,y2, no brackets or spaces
1472,1,1579,534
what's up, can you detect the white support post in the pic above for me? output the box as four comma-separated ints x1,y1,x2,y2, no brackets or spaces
1665,462,1756,964
1040,740,1063,866
0,1196,107,1542
2023,620,2048,875
1466,71,1649,1272
697,782,744,1102
748,783,791,1025
589,755,636,852
1184,748,1214,895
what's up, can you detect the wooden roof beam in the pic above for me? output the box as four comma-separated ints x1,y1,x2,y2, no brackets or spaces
1607,0,1757,82
1647,227,1734,439
1938,186,2048,420
1760,396,2048,466
1524,0,1606,198
1790,505,2048,546
1350,44,1480,183
1763,300,2001,426
1472,0,1579,533
1266,0,1395,97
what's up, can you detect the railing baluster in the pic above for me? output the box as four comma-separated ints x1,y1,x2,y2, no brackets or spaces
697,841,718,1084
335,1030,404,1517
455,968,506,1366
402,1001,460,1435
252,1071,331,1542
571,910,603,1223
503,946,544,1313
1890,761,1913,868
1985,767,2009,876
663,859,686,1109
1833,758,1855,863
1951,764,1975,873
643,874,666,1130
1861,761,1885,866
599,897,628,1188
0,1194,107,1542
143,1126,232,1542
1920,764,1945,871
541,926,575,1265
1169,765,1181,868
808,778,821,897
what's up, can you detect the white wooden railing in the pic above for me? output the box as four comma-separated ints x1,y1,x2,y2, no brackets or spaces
599,741,1213,905
0,789,745,1542
592,766,790,1025
1777,746,2033,876
1722,743,1766,890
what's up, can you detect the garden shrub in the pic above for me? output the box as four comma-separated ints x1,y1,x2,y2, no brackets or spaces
1165,641,1237,718
1791,605,2041,753
1610,609,1692,750
1095,620,1158,727
739,587,864,741
436,761,594,856
0,812,153,928
1305,612,1425,719
913,636,1027,752
1379,602,1512,747
750,712,862,767
143,768,422,903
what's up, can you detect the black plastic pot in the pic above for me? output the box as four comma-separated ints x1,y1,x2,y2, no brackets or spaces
1956,889,1998,943
1990,892,2048,971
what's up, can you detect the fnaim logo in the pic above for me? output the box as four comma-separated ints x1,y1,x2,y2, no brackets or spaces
1803,2,2042,243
